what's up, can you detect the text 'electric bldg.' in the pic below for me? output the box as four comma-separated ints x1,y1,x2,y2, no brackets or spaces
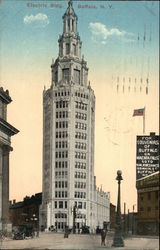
40,1,110,232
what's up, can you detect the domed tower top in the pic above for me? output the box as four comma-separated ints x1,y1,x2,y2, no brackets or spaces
63,0,78,34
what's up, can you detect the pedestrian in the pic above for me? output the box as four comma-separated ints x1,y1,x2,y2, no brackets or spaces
101,229,106,246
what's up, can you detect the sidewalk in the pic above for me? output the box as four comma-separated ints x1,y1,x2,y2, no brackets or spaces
0,232,159,250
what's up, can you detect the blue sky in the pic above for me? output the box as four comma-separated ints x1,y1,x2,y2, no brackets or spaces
0,0,159,80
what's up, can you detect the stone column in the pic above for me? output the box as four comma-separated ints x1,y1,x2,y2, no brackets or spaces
0,146,3,230
2,145,11,231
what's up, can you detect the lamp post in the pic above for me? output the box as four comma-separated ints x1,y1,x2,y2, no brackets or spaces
72,204,77,234
112,170,124,247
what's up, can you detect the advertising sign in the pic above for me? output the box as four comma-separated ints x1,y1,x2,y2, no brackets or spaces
136,134,159,180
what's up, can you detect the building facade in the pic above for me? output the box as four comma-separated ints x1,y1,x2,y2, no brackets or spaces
0,86,19,232
9,193,42,230
40,1,110,232
136,171,159,235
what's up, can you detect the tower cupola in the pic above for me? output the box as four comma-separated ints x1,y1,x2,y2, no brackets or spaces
63,0,78,34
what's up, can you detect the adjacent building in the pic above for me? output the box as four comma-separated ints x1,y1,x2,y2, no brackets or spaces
0,86,19,232
9,193,42,229
40,1,110,232
136,132,159,235
136,171,159,235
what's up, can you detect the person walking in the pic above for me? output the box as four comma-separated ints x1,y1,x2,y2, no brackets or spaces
101,229,106,246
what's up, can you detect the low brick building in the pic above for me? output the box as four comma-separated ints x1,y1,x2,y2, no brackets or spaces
9,193,42,229
136,171,159,235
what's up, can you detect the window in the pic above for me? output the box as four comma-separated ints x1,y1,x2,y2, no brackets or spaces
72,19,74,31
140,195,143,201
66,43,70,54
74,69,80,84
147,207,151,212
55,71,58,82
148,193,151,200
55,201,57,208
78,202,82,209
63,69,69,82
68,19,70,30
65,201,67,209
73,44,76,55
59,201,63,209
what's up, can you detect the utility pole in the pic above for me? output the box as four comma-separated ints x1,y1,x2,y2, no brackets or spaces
124,202,126,235
127,209,130,234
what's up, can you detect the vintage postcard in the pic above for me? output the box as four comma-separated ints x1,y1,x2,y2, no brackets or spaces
0,0,159,249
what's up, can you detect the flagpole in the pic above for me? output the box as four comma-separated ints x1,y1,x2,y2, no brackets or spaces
143,106,145,134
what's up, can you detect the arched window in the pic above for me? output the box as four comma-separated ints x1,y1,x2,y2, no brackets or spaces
66,43,70,54
73,44,76,55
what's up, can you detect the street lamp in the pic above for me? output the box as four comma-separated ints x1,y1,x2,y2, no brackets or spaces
72,204,77,234
112,170,124,247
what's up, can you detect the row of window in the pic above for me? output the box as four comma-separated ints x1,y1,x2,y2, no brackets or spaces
55,201,67,209
55,181,68,188
75,122,87,130
75,192,86,198
75,152,86,159
56,141,68,149
75,172,86,179
140,191,158,201
75,142,86,150
140,206,158,212
55,191,68,198
54,91,89,99
76,213,86,219
55,222,67,229
66,43,76,55
55,213,67,218
55,151,68,159
75,92,89,99
56,111,68,119
75,182,86,189
75,102,87,110
55,171,68,178
75,112,87,120
56,101,68,109
56,121,68,129
75,162,86,169
55,161,68,169
55,92,70,98
75,201,86,209
56,131,68,138
75,132,87,140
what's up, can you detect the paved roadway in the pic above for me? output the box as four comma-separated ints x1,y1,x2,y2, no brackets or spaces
0,232,159,250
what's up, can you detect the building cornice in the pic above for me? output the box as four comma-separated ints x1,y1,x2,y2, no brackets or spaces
0,118,19,136
0,87,12,104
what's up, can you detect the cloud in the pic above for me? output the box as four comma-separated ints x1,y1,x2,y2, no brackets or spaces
24,13,49,27
89,22,134,44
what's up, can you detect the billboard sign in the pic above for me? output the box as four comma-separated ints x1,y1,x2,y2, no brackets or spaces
136,134,159,180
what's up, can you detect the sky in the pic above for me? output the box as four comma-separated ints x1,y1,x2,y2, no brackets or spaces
0,0,159,212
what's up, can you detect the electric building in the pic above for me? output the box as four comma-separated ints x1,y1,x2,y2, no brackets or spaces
40,0,110,232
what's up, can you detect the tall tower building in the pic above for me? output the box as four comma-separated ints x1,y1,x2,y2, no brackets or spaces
40,0,109,232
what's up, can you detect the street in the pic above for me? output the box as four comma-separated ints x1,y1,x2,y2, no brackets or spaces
0,232,159,250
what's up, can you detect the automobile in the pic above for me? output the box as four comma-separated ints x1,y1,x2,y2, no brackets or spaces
13,224,34,240
81,225,90,234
